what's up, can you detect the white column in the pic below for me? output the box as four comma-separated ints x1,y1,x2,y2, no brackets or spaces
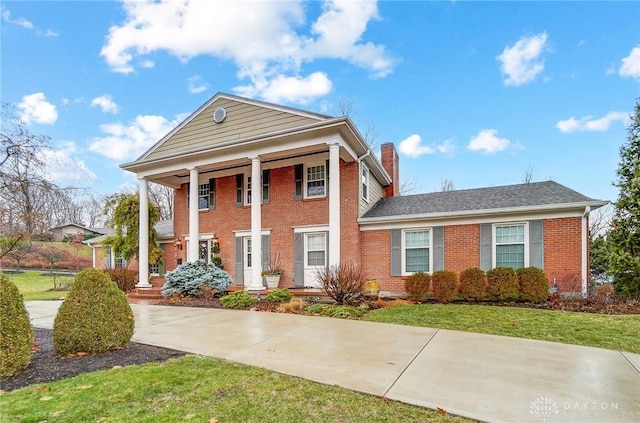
328,143,341,268
248,156,264,290
188,168,200,262
136,178,151,288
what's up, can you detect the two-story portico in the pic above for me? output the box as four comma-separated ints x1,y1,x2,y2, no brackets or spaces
121,93,392,290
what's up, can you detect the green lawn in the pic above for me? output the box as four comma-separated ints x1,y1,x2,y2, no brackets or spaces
0,355,470,423
1,269,71,301
363,304,640,353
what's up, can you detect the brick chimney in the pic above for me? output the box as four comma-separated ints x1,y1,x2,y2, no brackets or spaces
381,142,399,197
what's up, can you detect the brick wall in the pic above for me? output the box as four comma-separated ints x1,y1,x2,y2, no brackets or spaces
444,224,480,273
173,159,360,287
543,217,583,292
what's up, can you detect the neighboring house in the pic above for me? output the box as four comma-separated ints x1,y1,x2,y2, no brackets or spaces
49,223,111,242
85,220,173,276
121,92,607,295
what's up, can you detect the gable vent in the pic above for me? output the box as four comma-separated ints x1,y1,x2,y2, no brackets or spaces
213,107,227,123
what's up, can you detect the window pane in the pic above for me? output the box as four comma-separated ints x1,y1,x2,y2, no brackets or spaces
308,251,325,266
307,234,325,250
406,248,429,273
307,180,325,196
405,231,429,248
496,244,525,269
307,165,325,196
496,225,524,244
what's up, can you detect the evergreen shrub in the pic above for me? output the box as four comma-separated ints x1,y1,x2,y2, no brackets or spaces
487,267,520,301
0,274,35,377
459,268,486,301
219,291,256,309
404,272,431,302
432,270,458,303
161,259,231,298
53,268,134,356
265,288,292,303
517,267,549,303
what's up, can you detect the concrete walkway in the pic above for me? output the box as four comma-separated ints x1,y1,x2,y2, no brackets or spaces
26,301,640,423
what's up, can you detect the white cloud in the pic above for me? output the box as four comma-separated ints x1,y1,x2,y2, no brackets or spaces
91,95,118,114
398,134,434,158
556,111,629,133
467,129,511,153
497,32,549,86
436,139,456,155
235,72,332,104
17,92,58,125
89,114,179,161
100,0,394,104
2,9,33,29
619,46,640,80
40,141,97,183
187,75,209,94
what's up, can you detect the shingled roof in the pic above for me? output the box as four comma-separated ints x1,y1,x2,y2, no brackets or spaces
361,181,607,221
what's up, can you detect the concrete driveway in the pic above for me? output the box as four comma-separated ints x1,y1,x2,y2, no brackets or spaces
26,301,640,423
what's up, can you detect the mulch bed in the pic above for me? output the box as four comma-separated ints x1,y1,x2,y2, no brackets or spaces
0,328,186,393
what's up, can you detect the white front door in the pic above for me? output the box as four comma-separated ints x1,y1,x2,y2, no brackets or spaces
243,237,252,286
304,232,326,288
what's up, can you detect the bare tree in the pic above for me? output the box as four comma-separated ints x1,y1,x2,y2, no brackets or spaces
148,182,174,220
337,98,379,151
400,178,419,195
440,178,455,192
589,203,613,238
523,164,535,184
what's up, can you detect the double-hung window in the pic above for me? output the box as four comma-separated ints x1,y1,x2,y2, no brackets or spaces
493,223,528,269
361,163,369,201
188,180,215,210
305,164,326,198
402,229,431,275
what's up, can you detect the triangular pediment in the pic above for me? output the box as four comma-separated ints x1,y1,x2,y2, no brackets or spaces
140,93,329,162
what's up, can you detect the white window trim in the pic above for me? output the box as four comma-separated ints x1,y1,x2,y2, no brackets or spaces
401,228,433,276
245,174,252,205
361,163,370,202
492,222,529,269
303,162,327,199
304,232,327,269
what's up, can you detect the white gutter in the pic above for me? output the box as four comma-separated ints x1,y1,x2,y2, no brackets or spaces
581,205,591,298
357,149,371,163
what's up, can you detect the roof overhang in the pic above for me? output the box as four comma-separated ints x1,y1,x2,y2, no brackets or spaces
358,200,609,228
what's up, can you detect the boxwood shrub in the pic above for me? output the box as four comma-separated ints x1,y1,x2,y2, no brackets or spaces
219,291,256,309
432,270,458,303
517,267,549,303
265,288,293,303
459,268,486,301
0,274,35,377
53,268,134,356
404,272,431,302
487,267,520,301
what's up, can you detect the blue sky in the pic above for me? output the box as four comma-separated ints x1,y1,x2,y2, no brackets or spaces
2,1,639,204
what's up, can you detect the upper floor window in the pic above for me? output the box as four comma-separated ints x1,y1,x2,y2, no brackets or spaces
493,223,528,269
305,164,326,198
361,164,370,201
187,179,215,210
402,229,431,275
237,170,270,206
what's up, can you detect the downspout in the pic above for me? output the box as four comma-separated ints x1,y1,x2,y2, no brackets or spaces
357,149,371,164
581,206,591,298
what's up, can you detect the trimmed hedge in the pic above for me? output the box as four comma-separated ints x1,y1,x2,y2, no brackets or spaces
432,270,458,303
53,268,134,356
219,291,256,309
459,268,486,301
265,288,293,303
404,272,431,302
106,268,139,292
517,267,549,303
0,274,35,377
487,267,520,301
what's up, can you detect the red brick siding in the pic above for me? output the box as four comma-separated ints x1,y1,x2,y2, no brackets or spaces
543,217,583,292
172,160,360,287
444,225,480,273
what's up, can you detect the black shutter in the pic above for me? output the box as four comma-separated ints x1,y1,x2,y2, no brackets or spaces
236,174,243,206
209,178,216,210
262,170,270,204
294,164,303,200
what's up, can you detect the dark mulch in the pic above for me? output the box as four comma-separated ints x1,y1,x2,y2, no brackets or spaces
0,328,187,393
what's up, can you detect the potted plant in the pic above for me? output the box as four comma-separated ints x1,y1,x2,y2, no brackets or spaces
262,253,283,288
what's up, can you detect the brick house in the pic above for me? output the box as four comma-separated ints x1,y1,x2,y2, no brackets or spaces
121,93,607,296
